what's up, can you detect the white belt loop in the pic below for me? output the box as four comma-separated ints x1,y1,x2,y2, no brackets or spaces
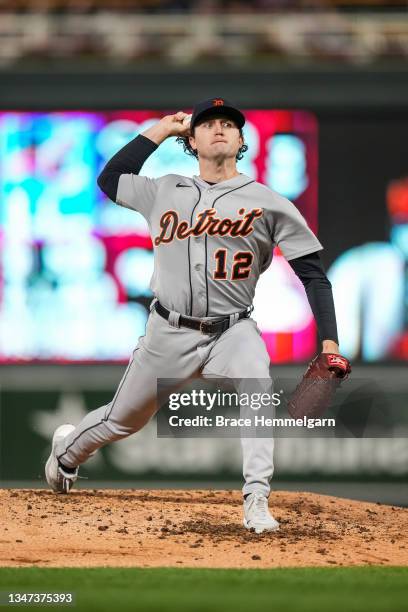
229,312,240,328
168,310,181,328
149,297,159,313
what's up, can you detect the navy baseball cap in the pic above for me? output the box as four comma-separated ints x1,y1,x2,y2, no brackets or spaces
190,98,245,130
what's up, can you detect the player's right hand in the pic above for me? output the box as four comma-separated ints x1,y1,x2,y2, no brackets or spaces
160,112,192,137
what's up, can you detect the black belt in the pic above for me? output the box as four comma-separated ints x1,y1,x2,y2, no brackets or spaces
154,301,252,335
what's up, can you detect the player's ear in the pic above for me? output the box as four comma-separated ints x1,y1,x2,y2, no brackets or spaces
238,129,244,147
189,134,197,151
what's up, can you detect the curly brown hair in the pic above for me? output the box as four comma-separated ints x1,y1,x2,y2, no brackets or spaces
176,126,248,161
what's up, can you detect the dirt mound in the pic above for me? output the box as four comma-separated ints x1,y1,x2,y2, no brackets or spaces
1,489,407,568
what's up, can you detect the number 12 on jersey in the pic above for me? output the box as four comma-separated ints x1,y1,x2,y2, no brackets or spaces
213,249,254,281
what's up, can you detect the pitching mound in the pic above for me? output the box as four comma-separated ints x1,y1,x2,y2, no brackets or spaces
1,489,407,568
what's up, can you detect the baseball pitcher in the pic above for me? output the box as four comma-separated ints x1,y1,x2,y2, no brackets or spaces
45,98,349,534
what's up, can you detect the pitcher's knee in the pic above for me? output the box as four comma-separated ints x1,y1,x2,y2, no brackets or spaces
103,402,155,437
103,390,156,427
229,356,270,380
103,417,138,438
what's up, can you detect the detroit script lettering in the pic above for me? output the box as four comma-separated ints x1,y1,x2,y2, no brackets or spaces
154,207,263,246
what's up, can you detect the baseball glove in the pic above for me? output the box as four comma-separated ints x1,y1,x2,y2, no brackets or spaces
287,353,351,419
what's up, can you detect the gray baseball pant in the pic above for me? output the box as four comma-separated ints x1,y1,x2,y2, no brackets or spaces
55,299,274,497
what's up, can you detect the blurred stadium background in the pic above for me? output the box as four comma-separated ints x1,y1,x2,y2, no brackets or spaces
0,0,407,504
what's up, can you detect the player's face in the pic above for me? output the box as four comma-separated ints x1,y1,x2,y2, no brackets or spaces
189,115,243,162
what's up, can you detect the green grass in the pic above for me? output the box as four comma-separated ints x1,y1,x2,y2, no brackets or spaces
0,567,407,611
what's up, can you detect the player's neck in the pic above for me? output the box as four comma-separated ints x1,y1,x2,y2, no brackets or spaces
198,160,240,184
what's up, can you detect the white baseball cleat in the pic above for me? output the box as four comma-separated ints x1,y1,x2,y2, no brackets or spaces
243,492,280,534
45,424,78,494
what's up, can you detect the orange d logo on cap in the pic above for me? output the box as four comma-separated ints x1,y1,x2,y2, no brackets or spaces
190,98,245,130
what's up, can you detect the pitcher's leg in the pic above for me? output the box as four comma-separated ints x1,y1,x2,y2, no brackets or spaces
201,318,274,497
241,437,274,498
55,345,160,467
55,309,203,468
236,375,275,498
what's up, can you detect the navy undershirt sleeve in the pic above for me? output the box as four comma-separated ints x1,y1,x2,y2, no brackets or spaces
97,134,158,202
289,251,339,345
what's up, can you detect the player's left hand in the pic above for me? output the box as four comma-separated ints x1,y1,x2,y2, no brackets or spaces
321,339,340,354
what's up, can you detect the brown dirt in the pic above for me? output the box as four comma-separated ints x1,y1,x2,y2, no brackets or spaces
1,489,407,568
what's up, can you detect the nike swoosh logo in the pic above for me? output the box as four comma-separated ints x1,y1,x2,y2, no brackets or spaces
176,183,192,188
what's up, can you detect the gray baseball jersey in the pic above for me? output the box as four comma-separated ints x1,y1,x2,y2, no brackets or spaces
116,172,323,317
55,170,323,498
